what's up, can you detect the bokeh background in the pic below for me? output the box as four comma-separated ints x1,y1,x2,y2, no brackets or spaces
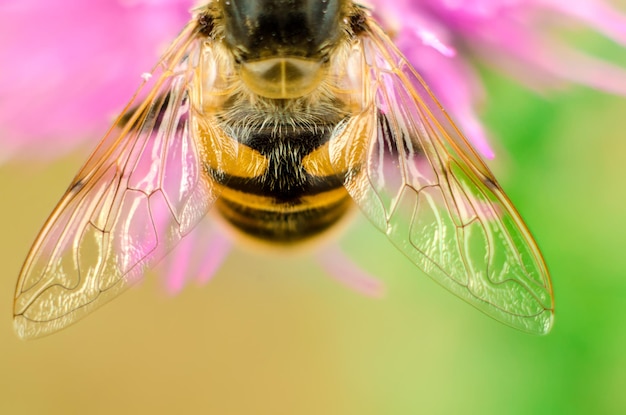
2,2,626,415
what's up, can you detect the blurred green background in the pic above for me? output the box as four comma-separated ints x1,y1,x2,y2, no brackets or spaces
2,38,626,415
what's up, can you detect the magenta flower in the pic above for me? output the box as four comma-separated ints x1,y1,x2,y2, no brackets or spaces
2,0,626,160
368,0,626,157
0,0,194,162
4,0,626,294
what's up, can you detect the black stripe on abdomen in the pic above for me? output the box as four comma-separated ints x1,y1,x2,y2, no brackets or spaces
216,188,352,243
212,118,353,242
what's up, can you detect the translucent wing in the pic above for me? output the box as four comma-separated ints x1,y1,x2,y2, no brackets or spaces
331,21,554,334
14,23,234,339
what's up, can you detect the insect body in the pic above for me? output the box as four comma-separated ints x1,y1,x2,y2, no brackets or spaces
204,0,362,242
14,0,554,339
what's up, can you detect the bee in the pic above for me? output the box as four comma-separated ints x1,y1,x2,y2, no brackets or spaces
13,0,554,339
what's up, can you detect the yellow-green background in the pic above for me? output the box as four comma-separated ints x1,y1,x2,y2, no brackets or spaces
2,38,626,415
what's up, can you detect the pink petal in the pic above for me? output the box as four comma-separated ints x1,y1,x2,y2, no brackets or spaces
537,0,626,46
162,224,232,295
0,0,194,161
316,245,386,298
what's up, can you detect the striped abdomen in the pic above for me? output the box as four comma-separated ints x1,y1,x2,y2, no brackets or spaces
211,121,353,243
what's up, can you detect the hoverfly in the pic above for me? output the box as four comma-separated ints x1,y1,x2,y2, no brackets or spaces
14,0,554,339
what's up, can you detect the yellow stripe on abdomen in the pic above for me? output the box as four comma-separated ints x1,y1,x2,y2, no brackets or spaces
216,185,353,243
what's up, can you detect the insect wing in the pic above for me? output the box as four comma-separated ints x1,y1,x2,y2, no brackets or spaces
331,21,554,334
14,24,231,339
